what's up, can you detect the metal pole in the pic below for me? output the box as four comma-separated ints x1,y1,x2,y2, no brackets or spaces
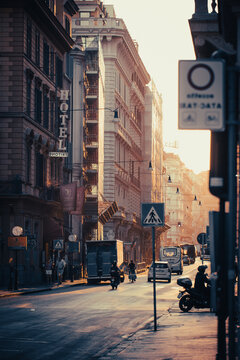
227,67,237,360
152,226,157,331
14,250,18,290
216,199,226,360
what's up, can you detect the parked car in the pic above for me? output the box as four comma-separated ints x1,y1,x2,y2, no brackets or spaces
183,255,190,265
147,261,171,283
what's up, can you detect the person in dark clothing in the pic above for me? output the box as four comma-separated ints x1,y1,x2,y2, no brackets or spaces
194,265,211,299
129,260,136,272
110,260,120,284
128,260,136,281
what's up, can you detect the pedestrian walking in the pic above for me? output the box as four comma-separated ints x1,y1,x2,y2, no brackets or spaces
45,258,53,285
56,257,65,285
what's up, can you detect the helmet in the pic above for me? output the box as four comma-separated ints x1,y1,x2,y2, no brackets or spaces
198,265,207,273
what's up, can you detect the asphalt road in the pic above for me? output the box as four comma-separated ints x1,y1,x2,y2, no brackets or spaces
0,261,201,360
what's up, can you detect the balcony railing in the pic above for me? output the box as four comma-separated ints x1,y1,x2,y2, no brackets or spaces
131,175,140,188
0,177,23,195
85,61,98,72
86,86,98,96
85,134,98,146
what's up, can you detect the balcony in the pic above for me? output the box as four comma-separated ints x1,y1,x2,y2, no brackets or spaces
72,17,126,36
131,175,140,188
0,177,23,195
85,61,98,74
86,85,98,99
86,108,98,123
83,199,98,216
85,134,98,147
86,163,98,173
86,185,98,198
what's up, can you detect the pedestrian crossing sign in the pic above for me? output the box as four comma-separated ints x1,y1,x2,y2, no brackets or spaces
141,203,165,227
53,239,64,250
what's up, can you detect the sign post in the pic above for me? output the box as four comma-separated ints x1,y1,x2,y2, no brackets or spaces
141,203,165,331
197,232,207,264
179,59,225,131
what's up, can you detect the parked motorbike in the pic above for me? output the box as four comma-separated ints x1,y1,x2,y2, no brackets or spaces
177,277,210,312
129,270,137,283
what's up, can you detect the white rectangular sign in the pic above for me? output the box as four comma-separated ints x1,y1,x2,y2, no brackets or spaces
49,152,68,158
178,60,225,131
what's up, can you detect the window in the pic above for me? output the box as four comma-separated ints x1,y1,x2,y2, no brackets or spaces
35,152,44,187
50,95,55,132
35,86,42,124
65,16,70,35
80,12,90,18
43,41,49,75
24,218,31,235
26,76,32,116
35,30,40,66
50,48,54,81
56,56,63,88
26,145,31,183
26,18,32,58
43,93,49,129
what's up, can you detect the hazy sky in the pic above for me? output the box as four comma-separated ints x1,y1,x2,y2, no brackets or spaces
103,0,211,174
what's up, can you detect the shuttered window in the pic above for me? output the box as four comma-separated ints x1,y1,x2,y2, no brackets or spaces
43,94,49,129
26,18,32,59
35,30,40,66
43,41,49,75
35,152,44,187
35,87,42,124
26,77,31,116
56,56,63,88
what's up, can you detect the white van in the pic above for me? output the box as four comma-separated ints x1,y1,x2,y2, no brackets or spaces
147,261,171,283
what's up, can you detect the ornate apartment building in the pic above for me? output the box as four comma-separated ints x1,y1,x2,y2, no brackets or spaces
0,0,78,287
71,1,155,264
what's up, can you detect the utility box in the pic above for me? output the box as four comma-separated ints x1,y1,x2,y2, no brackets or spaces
86,240,123,284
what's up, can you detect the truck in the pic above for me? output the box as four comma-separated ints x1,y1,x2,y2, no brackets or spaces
159,246,183,274
86,240,124,284
180,244,197,264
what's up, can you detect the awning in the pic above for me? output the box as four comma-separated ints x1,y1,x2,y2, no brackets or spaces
98,201,118,225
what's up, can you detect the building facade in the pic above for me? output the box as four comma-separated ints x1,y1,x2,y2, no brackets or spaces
0,0,78,287
72,1,153,264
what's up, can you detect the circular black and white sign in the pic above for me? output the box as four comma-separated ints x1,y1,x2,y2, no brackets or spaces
187,64,214,91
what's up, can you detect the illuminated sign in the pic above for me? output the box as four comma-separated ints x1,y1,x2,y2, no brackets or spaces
8,236,27,249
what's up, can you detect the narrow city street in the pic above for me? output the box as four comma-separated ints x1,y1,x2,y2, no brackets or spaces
0,263,201,360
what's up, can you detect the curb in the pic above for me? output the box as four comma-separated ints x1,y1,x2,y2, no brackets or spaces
0,280,87,298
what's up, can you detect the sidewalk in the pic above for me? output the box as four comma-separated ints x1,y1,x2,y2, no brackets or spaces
99,305,218,360
0,278,87,298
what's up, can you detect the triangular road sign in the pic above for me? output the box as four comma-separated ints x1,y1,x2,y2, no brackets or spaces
55,241,62,249
143,206,163,225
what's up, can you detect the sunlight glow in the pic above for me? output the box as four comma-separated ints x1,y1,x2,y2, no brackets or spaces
103,0,210,174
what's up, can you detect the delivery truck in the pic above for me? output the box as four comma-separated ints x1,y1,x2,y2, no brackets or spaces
86,240,124,284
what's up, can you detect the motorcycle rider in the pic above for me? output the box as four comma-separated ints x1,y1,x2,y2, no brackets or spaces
128,260,136,281
194,265,211,300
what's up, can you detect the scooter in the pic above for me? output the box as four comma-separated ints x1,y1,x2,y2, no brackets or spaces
129,270,137,283
177,277,210,312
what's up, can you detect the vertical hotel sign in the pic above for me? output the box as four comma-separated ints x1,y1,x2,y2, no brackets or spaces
49,90,69,158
